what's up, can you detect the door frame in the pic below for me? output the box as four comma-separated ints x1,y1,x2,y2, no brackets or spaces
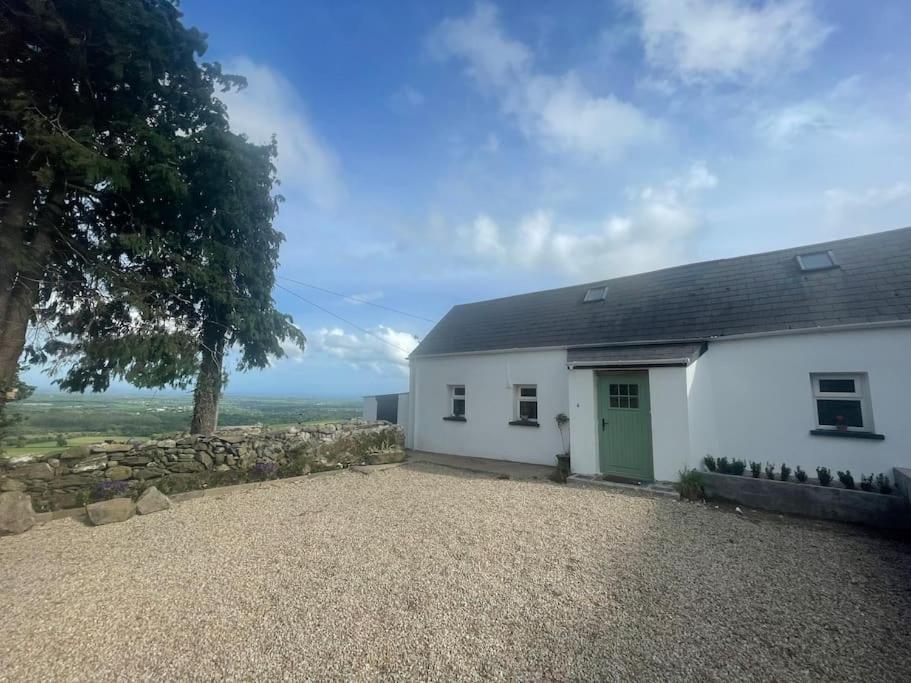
596,369,655,481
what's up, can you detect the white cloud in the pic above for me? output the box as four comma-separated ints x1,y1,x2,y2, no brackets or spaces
457,164,717,279
429,3,530,88
429,3,660,161
311,326,419,376
824,182,911,231
756,101,832,145
344,291,385,305
219,57,342,209
634,0,831,85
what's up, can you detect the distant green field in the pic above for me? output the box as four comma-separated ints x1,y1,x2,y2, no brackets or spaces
1,435,136,459
1,393,361,457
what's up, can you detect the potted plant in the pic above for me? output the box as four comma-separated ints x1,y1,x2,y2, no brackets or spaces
554,413,570,474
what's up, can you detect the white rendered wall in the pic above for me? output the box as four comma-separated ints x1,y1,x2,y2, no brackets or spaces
568,369,598,475
648,367,692,481
688,327,911,476
410,350,568,465
362,396,378,421
397,393,410,436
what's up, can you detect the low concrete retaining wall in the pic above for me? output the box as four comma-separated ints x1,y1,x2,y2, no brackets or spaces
0,420,404,512
894,468,911,507
702,472,911,529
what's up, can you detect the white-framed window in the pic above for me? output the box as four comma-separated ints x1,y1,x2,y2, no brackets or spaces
810,373,872,432
449,385,466,417
515,385,538,422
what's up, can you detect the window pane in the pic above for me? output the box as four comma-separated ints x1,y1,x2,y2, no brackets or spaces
619,396,629,408
519,400,538,420
520,387,537,397
609,396,620,408
609,384,619,396
798,252,834,270
816,399,863,427
453,386,465,396
619,384,629,396
453,399,465,416
629,396,639,409
629,384,639,396
819,379,855,393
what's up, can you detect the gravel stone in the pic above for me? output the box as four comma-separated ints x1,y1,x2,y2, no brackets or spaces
0,464,909,681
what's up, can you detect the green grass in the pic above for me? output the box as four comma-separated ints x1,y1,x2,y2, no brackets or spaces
1,435,138,459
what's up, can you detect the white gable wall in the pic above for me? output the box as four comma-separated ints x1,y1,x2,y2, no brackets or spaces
409,350,568,465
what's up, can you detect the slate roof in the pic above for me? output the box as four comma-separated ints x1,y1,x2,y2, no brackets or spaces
566,343,706,367
412,227,911,357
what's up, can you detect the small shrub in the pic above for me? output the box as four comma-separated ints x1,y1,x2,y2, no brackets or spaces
676,468,705,501
764,463,775,480
89,480,130,501
75,489,91,507
749,461,761,478
876,473,892,495
837,470,855,490
251,461,279,481
779,463,791,482
860,474,874,492
729,459,746,476
816,467,832,487
703,455,717,472
795,466,807,483
55,433,68,447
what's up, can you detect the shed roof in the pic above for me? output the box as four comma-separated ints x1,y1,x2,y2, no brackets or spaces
412,227,911,357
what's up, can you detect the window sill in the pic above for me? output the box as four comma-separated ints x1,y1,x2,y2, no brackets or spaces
809,429,884,441
508,420,539,428
443,415,466,422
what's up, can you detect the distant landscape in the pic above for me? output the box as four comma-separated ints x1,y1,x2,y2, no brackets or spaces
2,394,361,458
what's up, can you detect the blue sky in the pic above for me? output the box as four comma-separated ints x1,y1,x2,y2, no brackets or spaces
28,0,911,398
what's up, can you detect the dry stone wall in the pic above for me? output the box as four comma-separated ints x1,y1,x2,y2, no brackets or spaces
0,420,404,512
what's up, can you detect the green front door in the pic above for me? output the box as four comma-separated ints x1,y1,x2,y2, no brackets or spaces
597,371,654,481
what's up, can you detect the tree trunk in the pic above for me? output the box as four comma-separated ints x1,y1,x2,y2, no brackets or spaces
0,172,38,334
0,179,61,389
190,323,226,435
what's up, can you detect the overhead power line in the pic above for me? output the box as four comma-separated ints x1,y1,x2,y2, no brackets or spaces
277,276,435,323
274,283,416,355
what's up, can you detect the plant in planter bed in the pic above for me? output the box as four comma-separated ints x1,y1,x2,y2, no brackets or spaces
816,467,833,487
779,463,791,482
749,461,761,478
795,466,807,483
876,473,892,495
703,455,717,472
676,468,705,501
860,474,875,492
764,463,775,480
837,470,855,490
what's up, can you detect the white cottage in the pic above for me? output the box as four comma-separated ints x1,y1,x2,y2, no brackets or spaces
406,227,911,482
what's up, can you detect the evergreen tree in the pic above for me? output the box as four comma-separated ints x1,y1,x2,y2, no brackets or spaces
47,129,305,434
0,0,239,426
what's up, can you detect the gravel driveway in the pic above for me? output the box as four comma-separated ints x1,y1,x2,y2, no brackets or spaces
1,463,909,681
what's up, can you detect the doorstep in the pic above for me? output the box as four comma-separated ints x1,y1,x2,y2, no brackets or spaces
566,474,677,498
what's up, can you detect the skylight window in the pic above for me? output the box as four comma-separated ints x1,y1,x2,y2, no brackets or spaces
583,286,608,302
796,251,837,271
